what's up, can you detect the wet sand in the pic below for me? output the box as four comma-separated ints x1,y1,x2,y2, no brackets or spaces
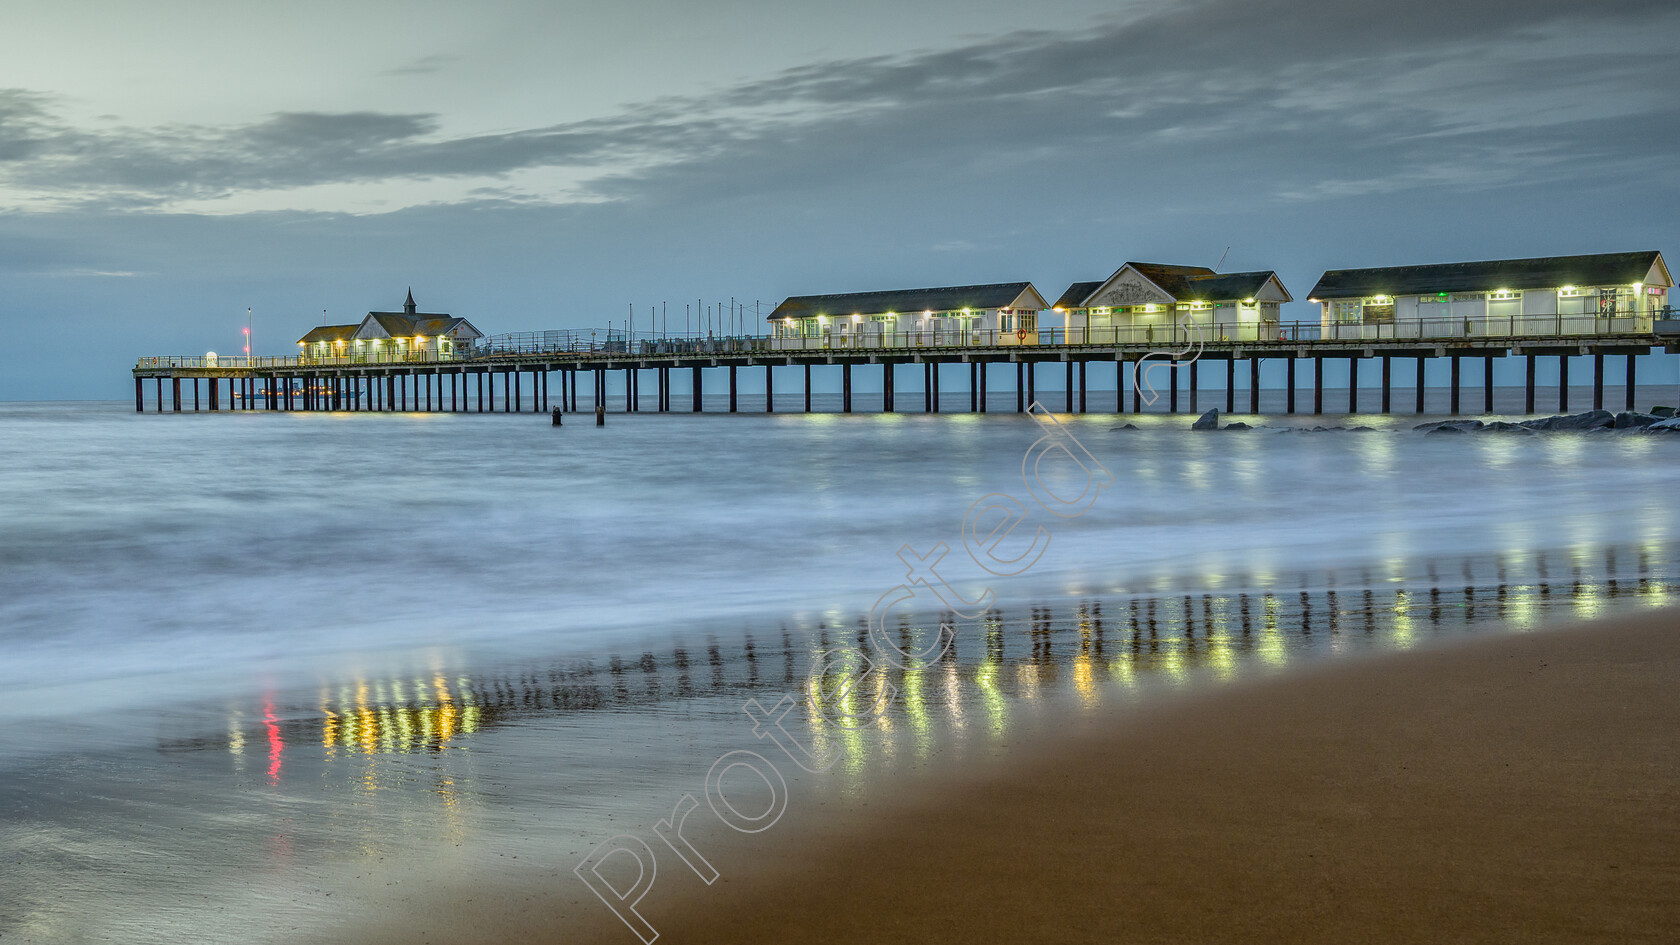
591,609,1679,944
349,608,1680,945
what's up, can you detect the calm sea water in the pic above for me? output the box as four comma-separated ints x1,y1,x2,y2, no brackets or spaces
1,400,1677,942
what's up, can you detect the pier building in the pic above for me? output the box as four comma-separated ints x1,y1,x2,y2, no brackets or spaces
1054,263,1293,344
767,283,1049,350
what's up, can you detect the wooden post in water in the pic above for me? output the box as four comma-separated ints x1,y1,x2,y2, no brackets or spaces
932,361,940,413
803,364,811,413
1312,358,1322,415
1027,361,1037,410
1131,360,1141,413
923,362,932,412
1381,357,1391,414
1483,355,1495,414
1415,357,1426,413
1066,361,1075,413
979,361,988,413
1249,357,1260,414
1348,357,1358,413
842,363,852,413
1525,355,1536,414
971,363,979,413
1016,362,1024,413
209,377,219,411
1626,353,1637,411
1449,356,1461,415
172,377,182,412
1169,361,1178,413
194,378,200,411
1225,358,1235,414
729,365,737,413
694,365,703,412
883,363,893,412
1285,358,1296,414
765,364,774,413
1187,360,1197,413
135,377,144,412
1592,353,1604,411
1079,360,1087,413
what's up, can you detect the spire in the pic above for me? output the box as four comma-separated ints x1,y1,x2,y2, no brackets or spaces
404,287,417,315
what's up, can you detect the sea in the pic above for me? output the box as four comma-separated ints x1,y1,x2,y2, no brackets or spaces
1,393,1677,942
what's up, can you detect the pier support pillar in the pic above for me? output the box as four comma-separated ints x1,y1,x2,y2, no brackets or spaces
172,377,181,412
1525,355,1536,414
1626,353,1637,411
923,362,932,412
765,364,774,413
1286,358,1296,414
1483,355,1495,414
1415,358,1426,413
979,361,988,413
729,365,737,413
1079,360,1087,413
1188,359,1197,413
1016,362,1025,413
1380,357,1391,414
1348,358,1358,413
1169,361,1179,413
883,363,894,412
1225,358,1235,414
803,364,811,413
972,363,980,412
693,366,703,412
1066,360,1075,413
209,377,219,411
1249,357,1260,414
194,378,200,411
1027,362,1036,411
1312,358,1323,415
1449,356,1461,414
933,361,941,413
135,377,144,412
1592,353,1604,411
842,363,852,413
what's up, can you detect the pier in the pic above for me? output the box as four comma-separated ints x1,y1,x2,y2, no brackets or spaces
134,317,1680,416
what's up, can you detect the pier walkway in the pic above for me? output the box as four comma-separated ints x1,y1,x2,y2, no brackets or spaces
132,315,1680,417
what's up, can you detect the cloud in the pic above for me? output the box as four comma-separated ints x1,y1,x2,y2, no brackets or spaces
0,0,1675,215
380,54,460,77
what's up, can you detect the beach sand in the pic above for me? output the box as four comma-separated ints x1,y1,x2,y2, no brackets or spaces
353,608,1680,945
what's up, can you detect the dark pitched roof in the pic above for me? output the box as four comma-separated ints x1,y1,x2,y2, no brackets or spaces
769,283,1042,320
298,324,360,345
1307,251,1667,300
365,312,472,337
1059,264,1287,306
1052,282,1103,309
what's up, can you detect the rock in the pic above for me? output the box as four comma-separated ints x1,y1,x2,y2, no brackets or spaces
1110,423,1140,431
1614,411,1659,429
1651,406,1676,418
1414,420,1483,432
1426,425,1466,434
1550,409,1616,431
1642,417,1680,433
1350,426,1376,432
1191,409,1220,430
1482,421,1535,433
1221,421,1252,431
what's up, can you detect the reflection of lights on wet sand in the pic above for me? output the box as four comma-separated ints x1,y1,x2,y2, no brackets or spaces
942,664,964,729
1391,589,1414,648
1072,656,1098,708
1107,653,1138,689
1259,595,1287,666
1015,664,1040,701
975,663,1007,737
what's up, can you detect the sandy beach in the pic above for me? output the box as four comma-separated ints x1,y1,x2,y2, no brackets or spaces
496,607,1680,945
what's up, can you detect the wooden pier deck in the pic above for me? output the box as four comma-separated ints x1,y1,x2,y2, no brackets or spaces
132,325,1680,417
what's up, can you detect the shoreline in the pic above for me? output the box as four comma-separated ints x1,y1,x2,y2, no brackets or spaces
377,607,1680,945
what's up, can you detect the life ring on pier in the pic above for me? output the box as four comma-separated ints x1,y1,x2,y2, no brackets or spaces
1015,328,1028,342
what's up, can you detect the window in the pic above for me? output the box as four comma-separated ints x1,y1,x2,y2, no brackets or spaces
1333,300,1361,323
1488,290,1522,301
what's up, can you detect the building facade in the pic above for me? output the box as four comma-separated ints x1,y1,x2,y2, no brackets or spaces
767,283,1049,349
1307,251,1673,340
1054,263,1293,344
298,290,483,362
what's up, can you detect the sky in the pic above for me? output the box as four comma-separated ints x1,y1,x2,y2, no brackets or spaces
1,0,1676,399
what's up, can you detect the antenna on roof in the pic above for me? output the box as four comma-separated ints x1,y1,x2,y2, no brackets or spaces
1214,246,1230,273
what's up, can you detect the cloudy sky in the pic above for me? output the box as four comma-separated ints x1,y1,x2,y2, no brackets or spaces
2,0,1675,398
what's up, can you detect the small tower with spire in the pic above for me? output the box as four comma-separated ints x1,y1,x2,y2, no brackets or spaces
403,287,417,316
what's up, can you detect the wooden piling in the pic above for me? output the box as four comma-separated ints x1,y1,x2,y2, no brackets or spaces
1066,361,1075,413
1312,358,1322,415
971,362,980,413
1626,353,1637,411
1017,362,1025,413
1169,361,1178,413
1380,356,1391,414
729,365,737,413
1450,356,1461,415
765,364,774,413
1286,358,1296,414
1187,359,1197,413
1225,358,1235,414
979,361,988,413
933,361,940,413
1249,357,1260,414
884,363,894,412
1078,360,1087,414
1348,357,1358,413
135,377,144,412
694,365,703,412
1483,355,1495,414
842,363,852,413
803,364,811,413
1415,357,1426,413
1592,353,1604,411
1027,361,1037,410
194,378,200,411
1131,360,1141,413
172,377,181,412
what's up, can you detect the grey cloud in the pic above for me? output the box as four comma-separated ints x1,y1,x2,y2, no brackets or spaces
1,0,1675,212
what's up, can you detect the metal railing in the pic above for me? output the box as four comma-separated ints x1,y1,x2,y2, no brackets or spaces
137,308,1678,371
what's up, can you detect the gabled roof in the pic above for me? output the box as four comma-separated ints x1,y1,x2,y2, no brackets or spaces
1063,263,1292,307
769,282,1046,320
1052,282,1104,310
354,312,484,340
1307,251,1669,300
298,324,360,345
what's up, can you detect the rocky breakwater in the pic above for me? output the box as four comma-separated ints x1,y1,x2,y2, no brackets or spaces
1416,408,1680,435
